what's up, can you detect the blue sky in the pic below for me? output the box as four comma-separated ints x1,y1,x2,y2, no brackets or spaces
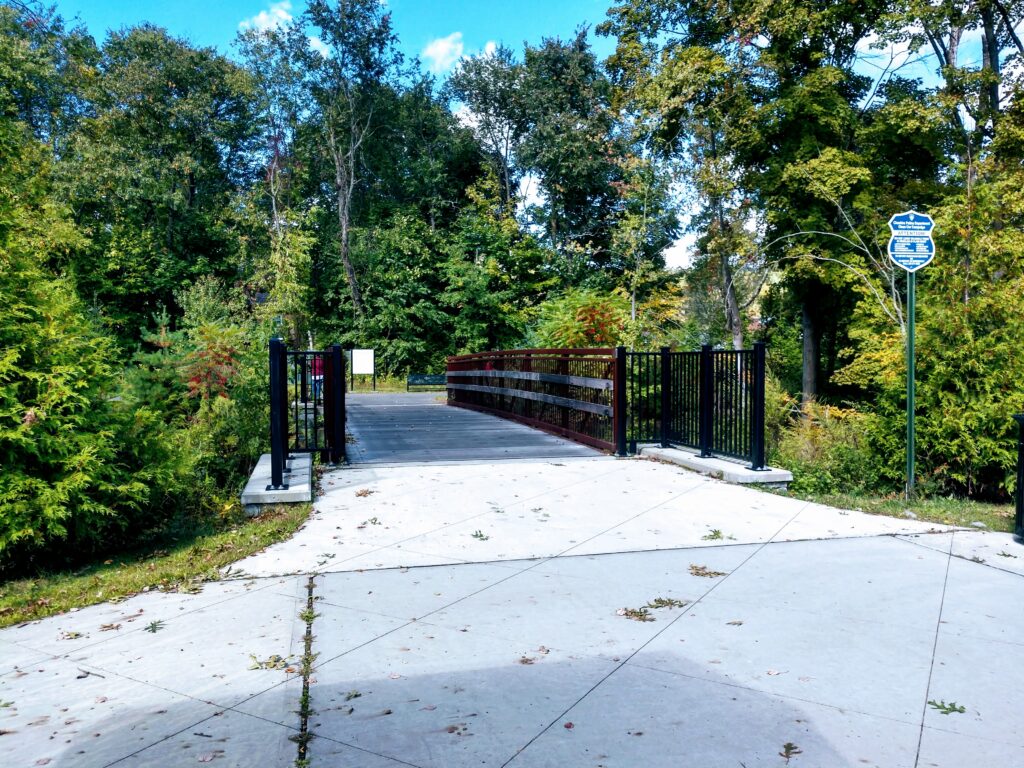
52,0,618,74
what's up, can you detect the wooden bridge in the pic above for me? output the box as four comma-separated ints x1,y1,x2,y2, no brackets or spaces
344,392,598,464
265,342,767,486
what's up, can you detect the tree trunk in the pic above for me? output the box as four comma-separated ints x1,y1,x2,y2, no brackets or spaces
330,129,365,319
713,183,743,351
337,199,364,318
720,250,744,350
801,302,818,407
981,4,1001,127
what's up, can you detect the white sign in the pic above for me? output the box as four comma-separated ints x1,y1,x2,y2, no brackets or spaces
351,348,375,375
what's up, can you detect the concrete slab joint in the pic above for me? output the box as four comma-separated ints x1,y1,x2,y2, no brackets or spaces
638,445,793,488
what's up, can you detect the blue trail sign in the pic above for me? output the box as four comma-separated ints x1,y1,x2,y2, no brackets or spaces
888,211,934,272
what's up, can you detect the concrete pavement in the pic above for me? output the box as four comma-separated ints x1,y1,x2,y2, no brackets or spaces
4,453,1024,767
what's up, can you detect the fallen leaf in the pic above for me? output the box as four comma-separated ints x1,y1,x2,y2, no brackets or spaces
420,704,437,711
689,564,727,578
563,722,574,729
388,673,401,680
726,620,744,626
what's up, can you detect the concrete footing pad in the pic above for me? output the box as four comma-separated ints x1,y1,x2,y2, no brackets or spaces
240,453,312,513
640,445,794,487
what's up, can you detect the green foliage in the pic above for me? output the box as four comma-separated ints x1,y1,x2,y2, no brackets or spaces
57,24,257,343
775,404,885,496
530,288,630,348
835,159,1024,498
0,116,182,568
6,0,1024,587
335,195,549,373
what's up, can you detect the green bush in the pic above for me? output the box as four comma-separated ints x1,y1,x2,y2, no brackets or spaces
529,288,630,348
774,404,886,496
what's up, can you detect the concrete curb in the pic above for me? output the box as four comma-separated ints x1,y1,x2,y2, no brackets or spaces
638,445,793,488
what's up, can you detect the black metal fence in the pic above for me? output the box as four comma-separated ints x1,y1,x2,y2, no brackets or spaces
619,343,766,470
268,338,345,490
1015,414,1024,543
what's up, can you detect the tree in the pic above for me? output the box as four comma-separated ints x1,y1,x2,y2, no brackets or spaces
447,45,529,212
608,151,678,323
58,25,257,341
520,31,624,273
0,2,97,155
300,0,406,320
237,25,316,345
601,0,888,388
0,34,178,566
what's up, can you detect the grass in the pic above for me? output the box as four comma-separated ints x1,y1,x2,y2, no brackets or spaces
0,503,311,628
347,374,445,394
792,491,1015,532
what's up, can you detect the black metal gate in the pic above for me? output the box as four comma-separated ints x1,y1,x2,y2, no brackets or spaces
268,338,345,490
617,343,766,470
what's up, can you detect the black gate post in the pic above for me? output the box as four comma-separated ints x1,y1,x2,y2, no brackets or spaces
699,344,713,458
750,341,767,470
328,344,345,464
614,346,628,456
660,346,671,448
1014,414,1024,543
268,337,288,490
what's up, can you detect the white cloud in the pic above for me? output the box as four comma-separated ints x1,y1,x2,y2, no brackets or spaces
422,32,465,74
483,40,497,57
239,1,293,32
309,36,330,58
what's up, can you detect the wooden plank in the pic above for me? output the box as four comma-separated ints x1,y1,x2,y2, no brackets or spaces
446,369,612,390
447,347,613,362
446,383,612,417
448,400,613,452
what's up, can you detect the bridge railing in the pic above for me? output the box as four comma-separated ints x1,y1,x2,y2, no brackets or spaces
623,343,766,470
446,348,617,451
268,338,345,489
446,344,766,469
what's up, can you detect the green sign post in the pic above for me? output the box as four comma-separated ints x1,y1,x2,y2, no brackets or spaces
888,211,935,499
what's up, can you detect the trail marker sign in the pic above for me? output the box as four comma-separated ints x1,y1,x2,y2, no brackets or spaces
888,210,935,500
888,211,934,272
